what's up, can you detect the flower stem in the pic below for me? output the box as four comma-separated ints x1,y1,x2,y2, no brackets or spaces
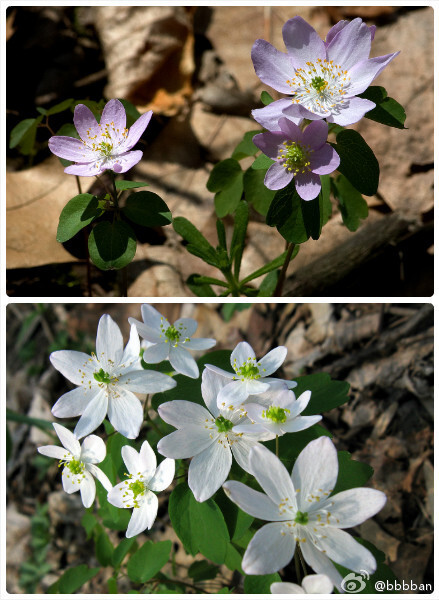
223,267,241,297
274,242,296,296
275,434,279,457
294,550,302,584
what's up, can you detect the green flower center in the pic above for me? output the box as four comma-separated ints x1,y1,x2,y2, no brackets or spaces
215,415,234,433
94,368,112,384
262,406,290,423
68,459,85,475
311,76,328,93
99,141,113,156
294,510,309,525
236,361,260,379
129,479,146,499
165,325,181,342
279,141,311,175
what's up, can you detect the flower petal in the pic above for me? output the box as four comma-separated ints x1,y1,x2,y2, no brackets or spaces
111,150,143,174
73,104,99,142
327,96,375,126
141,343,170,364
245,380,270,395
282,16,326,67
182,337,217,351
300,535,344,591
270,582,304,594
96,314,124,370
310,144,340,175
74,390,108,439
48,136,95,162
346,52,400,96
53,423,81,456
107,389,143,439
252,98,300,131
149,458,175,492
223,480,284,521
169,345,199,379
292,436,338,512
302,573,334,594
87,464,112,492
319,528,377,574
120,369,176,394
64,162,103,177
189,440,232,502
80,434,106,464
119,111,153,152
243,522,295,574
158,400,214,428
157,427,215,459
264,161,293,192
253,131,288,159
249,445,297,509
50,350,94,385
258,346,287,376
173,317,198,338
324,487,387,528
231,438,262,473
287,390,310,417
231,341,256,369
128,317,163,344
62,467,81,493
120,323,141,369
139,440,158,479
295,171,321,201
203,364,235,380
217,380,249,409
51,386,98,418
141,304,165,331
108,481,128,508
121,445,143,478
251,39,295,94
281,414,322,433
101,98,126,132
326,18,372,71
80,471,96,508
38,445,69,460
126,491,158,537
201,369,229,417
302,119,329,149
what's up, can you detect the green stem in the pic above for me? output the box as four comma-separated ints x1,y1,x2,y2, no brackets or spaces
274,242,296,296
294,550,302,584
298,546,307,577
223,267,241,297
275,434,279,457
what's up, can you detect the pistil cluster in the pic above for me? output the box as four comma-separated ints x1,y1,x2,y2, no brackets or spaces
278,141,311,175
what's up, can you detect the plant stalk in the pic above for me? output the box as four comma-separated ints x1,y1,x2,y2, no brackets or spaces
274,242,296,296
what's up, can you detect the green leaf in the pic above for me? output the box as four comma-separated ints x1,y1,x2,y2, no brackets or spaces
122,191,172,227
214,172,244,218
244,573,281,594
243,167,276,216
168,483,230,563
301,195,321,240
294,372,350,415
188,560,220,582
115,180,149,191
221,303,252,322
333,174,368,231
251,153,275,170
333,451,373,495
57,194,103,242
193,275,228,288
81,512,97,539
49,565,100,594
56,122,80,138
224,542,244,573
118,98,142,127
6,407,54,432
107,577,118,594
274,424,331,464
9,116,43,155
320,174,332,225
173,217,219,268
216,219,227,250
359,86,406,129
88,220,137,270
266,182,308,244
45,98,75,116
260,90,274,105
215,489,254,541
240,250,295,285
333,129,379,196
186,274,217,297
207,158,242,192
257,270,279,296
230,201,249,279
126,540,172,583
232,130,261,160
112,536,136,567
95,530,114,567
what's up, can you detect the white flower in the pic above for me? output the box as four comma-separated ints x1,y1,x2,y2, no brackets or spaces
38,423,111,508
223,437,387,590
50,314,176,440
129,304,216,379
233,388,321,436
205,341,296,408
107,441,174,538
271,574,333,594
157,369,267,502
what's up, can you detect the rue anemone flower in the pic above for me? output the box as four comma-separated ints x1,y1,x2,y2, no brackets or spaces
129,304,216,379
50,314,176,440
38,423,112,507
108,441,175,538
253,118,339,200
223,437,387,590
271,574,334,594
48,98,152,176
251,16,399,127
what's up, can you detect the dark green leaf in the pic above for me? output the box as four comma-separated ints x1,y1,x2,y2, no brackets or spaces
332,451,373,495
215,489,254,541
88,220,137,270
186,274,217,297
266,182,309,244
230,201,249,279
214,172,244,218
126,540,172,583
188,560,220,582
333,174,368,231
50,565,100,594
244,573,281,594
359,86,406,129
57,194,103,242
274,424,331,464
6,407,54,432
55,123,79,139
115,180,149,191
216,219,227,250
168,483,199,556
45,98,75,116
243,167,276,216
122,191,172,227
260,91,274,105
251,153,275,170
294,372,350,415
221,303,252,322
207,158,242,192
107,577,118,594
232,130,261,160
173,217,219,267
193,275,228,288
257,270,279,296
112,537,137,568
302,195,321,240
240,250,294,285
333,129,379,196
9,118,38,149
320,174,332,225
95,530,114,567
224,543,244,573
81,512,97,539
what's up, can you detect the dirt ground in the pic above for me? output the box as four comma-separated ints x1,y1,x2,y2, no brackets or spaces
6,5,434,297
6,302,433,593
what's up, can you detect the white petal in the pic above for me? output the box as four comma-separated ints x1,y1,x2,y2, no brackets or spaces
230,437,261,474
80,471,96,508
126,491,158,537
158,400,214,428
272,388,296,409
140,304,164,331
62,466,81,493
122,445,144,478
231,341,256,369
53,423,81,456
96,315,124,370
120,323,141,368
318,528,377,574
87,464,112,492
242,522,295,574
139,440,158,479
302,574,334,594
203,364,235,380
182,338,216,351
128,316,163,343
50,350,94,385
281,415,322,433
264,377,297,389
300,536,343,591
223,480,285,521
217,380,249,408
38,445,70,460
245,380,270,394
107,388,143,439
201,369,230,417
173,317,198,338
270,582,304,594
119,369,175,394
157,427,215,459
169,346,199,379
142,342,170,364
292,436,338,512
242,403,265,423
188,440,232,502
51,386,98,418
108,481,128,508
80,434,106,464
249,445,296,510
73,390,108,439
323,487,387,528
258,346,287,376
287,390,311,418
149,458,175,492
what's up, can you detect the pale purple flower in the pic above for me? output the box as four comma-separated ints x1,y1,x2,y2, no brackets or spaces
48,99,152,176
223,437,387,590
251,16,399,127
253,119,339,200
